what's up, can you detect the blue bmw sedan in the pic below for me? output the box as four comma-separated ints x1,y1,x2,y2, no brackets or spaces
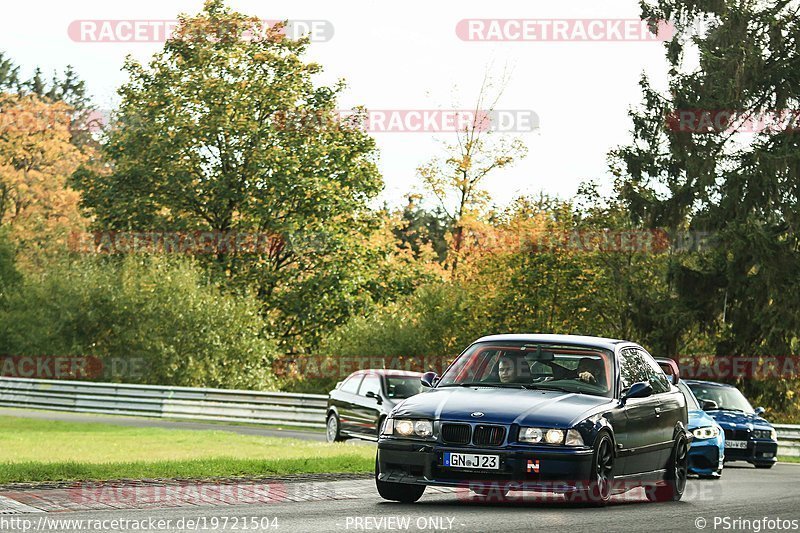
685,380,778,469
376,334,690,505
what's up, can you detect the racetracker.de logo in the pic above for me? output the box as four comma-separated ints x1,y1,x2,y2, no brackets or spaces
456,19,673,42
67,19,334,43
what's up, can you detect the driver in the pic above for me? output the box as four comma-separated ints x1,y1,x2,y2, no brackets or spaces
576,357,604,386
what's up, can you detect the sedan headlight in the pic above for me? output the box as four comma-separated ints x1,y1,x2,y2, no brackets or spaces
388,418,434,438
519,427,583,446
753,428,777,440
692,426,721,440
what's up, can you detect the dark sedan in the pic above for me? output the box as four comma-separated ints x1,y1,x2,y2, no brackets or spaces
685,380,778,468
326,369,423,442
376,334,690,505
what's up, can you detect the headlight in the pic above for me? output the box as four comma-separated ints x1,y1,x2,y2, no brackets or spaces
519,427,583,445
545,429,565,444
391,419,433,438
519,427,543,443
692,426,720,440
753,428,777,440
414,420,433,438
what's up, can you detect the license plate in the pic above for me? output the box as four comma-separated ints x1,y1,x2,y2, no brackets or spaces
725,440,747,449
443,452,500,470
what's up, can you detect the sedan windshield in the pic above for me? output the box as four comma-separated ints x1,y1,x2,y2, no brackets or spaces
437,341,615,398
385,376,423,399
687,383,754,414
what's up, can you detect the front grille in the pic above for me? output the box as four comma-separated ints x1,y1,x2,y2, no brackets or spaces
473,425,506,446
724,429,750,440
441,423,471,444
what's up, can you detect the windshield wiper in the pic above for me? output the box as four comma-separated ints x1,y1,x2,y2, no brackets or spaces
717,407,746,413
440,383,526,389
522,384,581,394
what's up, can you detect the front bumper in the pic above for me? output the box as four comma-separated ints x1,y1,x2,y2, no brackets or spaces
688,439,724,476
723,439,778,465
377,438,594,492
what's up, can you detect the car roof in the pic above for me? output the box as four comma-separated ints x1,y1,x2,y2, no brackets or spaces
683,379,735,388
473,333,626,351
351,369,423,377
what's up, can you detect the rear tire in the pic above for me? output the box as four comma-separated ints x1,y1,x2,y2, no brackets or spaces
646,434,688,502
326,412,347,443
375,457,425,503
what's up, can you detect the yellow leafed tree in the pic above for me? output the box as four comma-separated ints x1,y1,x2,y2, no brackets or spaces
0,93,88,265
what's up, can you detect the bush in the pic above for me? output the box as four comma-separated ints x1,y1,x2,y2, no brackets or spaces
0,255,278,390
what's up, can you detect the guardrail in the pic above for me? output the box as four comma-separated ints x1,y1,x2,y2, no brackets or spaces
775,424,800,457
1,377,799,452
0,377,328,429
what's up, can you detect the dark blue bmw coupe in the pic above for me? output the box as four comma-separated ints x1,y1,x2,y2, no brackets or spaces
376,334,690,505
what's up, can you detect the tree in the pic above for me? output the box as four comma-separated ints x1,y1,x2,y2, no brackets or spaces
611,0,800,357
0,94,88,264
73,0,385,351
417,70,528,274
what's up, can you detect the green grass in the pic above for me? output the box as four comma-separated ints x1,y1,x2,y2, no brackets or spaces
779,456,800,463
0,416,374,484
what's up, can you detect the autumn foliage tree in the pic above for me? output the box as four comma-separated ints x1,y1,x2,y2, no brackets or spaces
0,93,87,263
73,0,392,351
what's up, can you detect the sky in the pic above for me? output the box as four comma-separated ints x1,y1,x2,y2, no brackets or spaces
1,0,671,210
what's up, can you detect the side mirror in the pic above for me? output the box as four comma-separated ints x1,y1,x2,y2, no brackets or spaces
335,381,342,390
754,406,765,416
621,381,653,405
365,391,382,404
421,371,439,388
701,399,719,411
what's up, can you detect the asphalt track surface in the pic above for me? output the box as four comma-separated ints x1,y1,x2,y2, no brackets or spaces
2,408,799,533
1,465,798,533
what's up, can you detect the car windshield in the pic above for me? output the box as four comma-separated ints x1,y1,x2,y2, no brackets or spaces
437,341,615,398
688,383,754,414
385,376,423,399
677,381,701,410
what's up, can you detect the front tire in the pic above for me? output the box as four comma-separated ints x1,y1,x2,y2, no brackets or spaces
375,457,425,503
567,431,615,505
646,434,688,502
753,463,774,469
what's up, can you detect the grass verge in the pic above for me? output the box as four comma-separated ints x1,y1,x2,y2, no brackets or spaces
0,416,373,483
778,456,800,463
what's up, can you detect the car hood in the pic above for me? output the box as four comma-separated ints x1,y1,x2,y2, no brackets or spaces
687,409,719,431
392,386,612,428
707,410,772,430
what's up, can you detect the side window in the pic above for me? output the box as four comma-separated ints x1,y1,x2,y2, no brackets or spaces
638,350,670,394
358,374,382,397
340,374,363,394
619,348,650,392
